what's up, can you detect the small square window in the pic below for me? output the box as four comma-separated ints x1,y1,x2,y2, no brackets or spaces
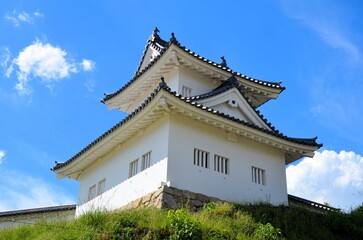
251,166,266,185
129,159,139,178
97,179,106,196
88,184,96,201
194,148,209,168
214,155,229,174
182,86,192,97
141,151,151,171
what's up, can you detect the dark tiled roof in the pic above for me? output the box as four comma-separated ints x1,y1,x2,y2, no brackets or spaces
102,30,284,103
160,81,322,147
55,80,321,172
188,75,280,133
288,194,340,212
0,204,76,217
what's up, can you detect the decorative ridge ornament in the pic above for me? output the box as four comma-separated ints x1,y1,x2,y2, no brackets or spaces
149,27,160,42
220,56,227,67
169,32,178,44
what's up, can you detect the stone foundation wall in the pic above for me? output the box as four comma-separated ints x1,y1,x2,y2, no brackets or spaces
120,185,221,211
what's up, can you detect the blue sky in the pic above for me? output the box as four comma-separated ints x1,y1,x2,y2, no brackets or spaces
0,0,362,212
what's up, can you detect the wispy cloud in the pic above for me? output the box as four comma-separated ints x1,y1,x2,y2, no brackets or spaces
279,0,362,65
4,10,43,27
0,170,75,211
4,41,95,96
0,47,12,77
287,150,363,211
0,150,5,164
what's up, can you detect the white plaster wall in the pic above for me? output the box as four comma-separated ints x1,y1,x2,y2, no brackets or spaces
76,117,169,214
212,103,249,122
0,210,75,229
167,114,288,205
178,68,217,96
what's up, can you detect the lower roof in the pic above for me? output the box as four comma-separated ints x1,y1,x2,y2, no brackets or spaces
0,204,76,218
53,80,322,177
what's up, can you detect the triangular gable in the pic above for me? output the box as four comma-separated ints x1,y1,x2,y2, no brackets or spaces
136,28,167,74
197,87,272,131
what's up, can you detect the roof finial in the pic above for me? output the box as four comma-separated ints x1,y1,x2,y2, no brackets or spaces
161,77,165,83
170,32,178,44
149,27,160,42
220,56,227,67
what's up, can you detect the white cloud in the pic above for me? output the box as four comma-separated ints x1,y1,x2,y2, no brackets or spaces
0,150,5,164
10,41,77,95
287,150,363,211
81,59,95,71
4,41,96,96
0,170,75,211
4,10,43,27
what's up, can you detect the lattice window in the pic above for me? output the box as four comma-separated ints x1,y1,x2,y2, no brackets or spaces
97,179,106,196
182,85,192,97
251,166,266,185
214,155,229,174
141,151,151,171
194,148,209,168
88,184,96,201
129,159,139,178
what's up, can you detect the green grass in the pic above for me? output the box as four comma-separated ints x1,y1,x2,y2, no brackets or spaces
0,203,362,239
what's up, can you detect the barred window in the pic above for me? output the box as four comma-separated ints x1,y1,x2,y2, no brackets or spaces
141,151,151,171
214,155,229,174
194,148,209,168
88,184,96,201
129,159,139,178
251,166,266,185
97,179,106,196
182,86,192,97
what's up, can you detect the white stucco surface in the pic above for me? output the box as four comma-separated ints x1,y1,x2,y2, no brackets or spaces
167,114,288,205
76,117,169,215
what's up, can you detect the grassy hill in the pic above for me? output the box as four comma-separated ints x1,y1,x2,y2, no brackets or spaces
1,202,362,239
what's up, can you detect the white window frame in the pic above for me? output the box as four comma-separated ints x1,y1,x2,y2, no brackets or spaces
251,166,266,185
214,154,229,174
194,148,209,169
182,85,192,97
129,159,139,178
141,151,151,171
88,184,97,201
97,178,106,196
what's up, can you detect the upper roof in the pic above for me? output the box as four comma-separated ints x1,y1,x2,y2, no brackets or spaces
102,28,285,110
53,79,321,179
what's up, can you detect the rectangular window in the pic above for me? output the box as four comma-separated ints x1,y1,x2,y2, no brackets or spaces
129,159,139,178
194,148,209,168
182,86,192,97
97,179,106,196
141,151,151,171
88,184,96,201
251,166,266,185
214,155,229,174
